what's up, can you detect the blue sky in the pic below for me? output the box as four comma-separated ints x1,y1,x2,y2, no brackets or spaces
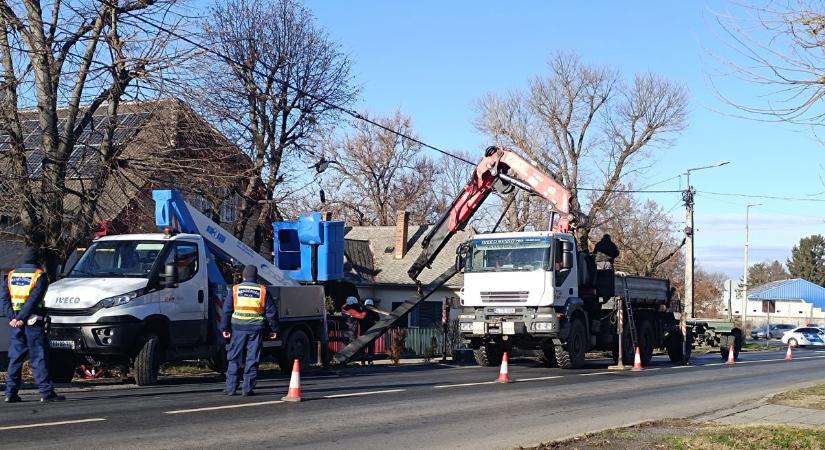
195,1,825,276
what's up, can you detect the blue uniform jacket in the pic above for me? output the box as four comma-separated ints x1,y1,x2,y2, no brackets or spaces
1,263,49,322
221,281,279,333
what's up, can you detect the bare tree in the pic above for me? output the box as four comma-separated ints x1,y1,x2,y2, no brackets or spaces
0,0,186,274
196,0,357,252
476,52,688,249
591,190,685,278
713,1,825,126
322,111,439,226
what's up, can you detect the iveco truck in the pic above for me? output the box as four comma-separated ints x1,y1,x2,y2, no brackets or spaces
43,190,335,385
457,231,689,369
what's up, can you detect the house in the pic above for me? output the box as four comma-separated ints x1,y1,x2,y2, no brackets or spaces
723,278,825,327
343,211,473,328
0,99,254,273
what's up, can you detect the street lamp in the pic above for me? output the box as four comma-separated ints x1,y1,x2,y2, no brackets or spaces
680,161,729,364
742,203,761,330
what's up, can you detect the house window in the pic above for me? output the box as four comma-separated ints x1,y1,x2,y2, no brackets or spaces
390,301,442,328
219,196,238,223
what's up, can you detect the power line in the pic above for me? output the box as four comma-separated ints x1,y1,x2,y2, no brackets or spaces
699,190,825,202
576,187,683,193
104,1,476,166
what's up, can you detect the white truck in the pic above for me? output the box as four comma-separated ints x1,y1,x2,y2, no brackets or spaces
44,190,331,385
456,231,686,368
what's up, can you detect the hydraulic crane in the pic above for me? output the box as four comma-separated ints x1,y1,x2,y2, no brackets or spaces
332,146,573,364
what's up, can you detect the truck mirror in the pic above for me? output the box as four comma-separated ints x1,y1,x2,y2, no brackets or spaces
562,250,574,270
455,254,465,271
562,241,573,252
455,244,469,271
162,262,179,288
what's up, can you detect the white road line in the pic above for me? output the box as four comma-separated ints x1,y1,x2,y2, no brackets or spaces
0,418,106,431
516,375,563,382
323,389,405,399
165,400,284,414
579,371,618,376
434,381,498,389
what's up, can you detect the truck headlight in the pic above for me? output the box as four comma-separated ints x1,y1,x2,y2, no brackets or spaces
459,322,473,331
100,290,141,308
533,322,554,331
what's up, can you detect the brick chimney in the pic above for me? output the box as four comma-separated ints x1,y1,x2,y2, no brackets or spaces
394,210,410,259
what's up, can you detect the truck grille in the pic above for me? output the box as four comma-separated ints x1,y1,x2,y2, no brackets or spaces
480,291,529,303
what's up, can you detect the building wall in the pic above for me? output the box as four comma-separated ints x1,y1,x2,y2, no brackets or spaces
740,299,825,326
355,285,460,327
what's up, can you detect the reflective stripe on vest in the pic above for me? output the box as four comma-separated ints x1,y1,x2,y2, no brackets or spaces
232,284,266,321
7,269,45,312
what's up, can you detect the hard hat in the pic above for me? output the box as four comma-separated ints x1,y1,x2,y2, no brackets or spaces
364,299,374,306
345,296,358,306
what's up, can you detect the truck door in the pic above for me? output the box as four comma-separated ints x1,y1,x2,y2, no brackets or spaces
160,240,208,346
553,237,579,303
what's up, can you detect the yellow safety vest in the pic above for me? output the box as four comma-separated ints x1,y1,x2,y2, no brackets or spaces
232,284,266,322
7,269,45,312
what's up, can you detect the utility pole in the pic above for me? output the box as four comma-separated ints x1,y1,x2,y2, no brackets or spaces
742,203,761,331
681,161,730,364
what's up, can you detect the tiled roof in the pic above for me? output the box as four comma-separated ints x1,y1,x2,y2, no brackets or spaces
748,278,825,310
343,225,471,288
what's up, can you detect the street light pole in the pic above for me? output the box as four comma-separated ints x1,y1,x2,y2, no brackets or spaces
742,203,761,331
681,161,729,364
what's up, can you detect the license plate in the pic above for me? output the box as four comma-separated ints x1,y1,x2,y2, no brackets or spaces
493,307,516,314
49,340,76,350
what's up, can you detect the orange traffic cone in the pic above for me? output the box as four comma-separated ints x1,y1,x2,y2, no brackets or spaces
281,358,302,402
496,352,510,383
726,344,736,365
631,346,643,371
785,342,794,361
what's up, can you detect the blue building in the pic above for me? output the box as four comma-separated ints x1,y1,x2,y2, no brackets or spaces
744,279,825,327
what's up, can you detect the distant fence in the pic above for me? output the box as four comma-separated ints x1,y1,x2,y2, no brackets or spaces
327,321,466,358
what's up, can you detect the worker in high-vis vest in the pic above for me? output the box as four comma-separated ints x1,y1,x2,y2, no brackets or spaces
221,265,278,397
1,246,65,403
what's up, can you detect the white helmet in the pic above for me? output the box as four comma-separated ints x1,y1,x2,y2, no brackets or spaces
364,299,374,306
345,296,358,306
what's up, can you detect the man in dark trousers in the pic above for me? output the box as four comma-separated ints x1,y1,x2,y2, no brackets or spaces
1,246,65,403
221,265,278,397
341,296,366,344
593,234,620,270
359,299,381,364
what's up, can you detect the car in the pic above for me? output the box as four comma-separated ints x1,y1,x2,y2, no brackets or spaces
781,327,825,347
751,324,795,339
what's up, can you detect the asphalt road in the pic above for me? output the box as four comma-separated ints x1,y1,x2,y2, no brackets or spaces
2,348,825,449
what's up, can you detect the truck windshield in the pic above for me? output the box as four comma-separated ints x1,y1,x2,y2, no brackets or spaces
465,237,552,273
68,241,166,278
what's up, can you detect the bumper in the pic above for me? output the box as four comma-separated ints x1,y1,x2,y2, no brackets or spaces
48,317,143,355
458,307,559,338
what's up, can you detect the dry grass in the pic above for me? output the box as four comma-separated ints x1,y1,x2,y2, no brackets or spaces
769,384,825,410
530,420,825,450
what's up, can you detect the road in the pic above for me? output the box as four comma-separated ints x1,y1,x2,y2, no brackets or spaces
2,348,825,449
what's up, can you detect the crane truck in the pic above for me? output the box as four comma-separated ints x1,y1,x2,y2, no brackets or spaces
44,189,342,385
335,146,741,369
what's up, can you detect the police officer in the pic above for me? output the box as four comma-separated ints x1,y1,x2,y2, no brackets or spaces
221,265,278,397
1,246,65,403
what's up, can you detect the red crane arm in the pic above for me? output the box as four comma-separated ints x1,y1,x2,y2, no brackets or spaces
408,146,572,281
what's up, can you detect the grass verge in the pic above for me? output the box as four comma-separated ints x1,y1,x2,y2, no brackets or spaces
769,384,825,410
529,420,825,450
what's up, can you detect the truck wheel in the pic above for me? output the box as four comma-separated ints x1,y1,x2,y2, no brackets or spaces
638,320,655,367
473,344,503,367
540,343,558,368
556,319,586,369
48,351,77,383
207,345,228,374
666,330,692,364
279,329,311,373
134,334,161,386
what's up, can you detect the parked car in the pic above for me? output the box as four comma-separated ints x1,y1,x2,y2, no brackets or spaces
751,324,795,339
781,327,825,347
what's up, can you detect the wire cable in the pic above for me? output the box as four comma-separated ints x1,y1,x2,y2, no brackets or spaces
698,191,825,202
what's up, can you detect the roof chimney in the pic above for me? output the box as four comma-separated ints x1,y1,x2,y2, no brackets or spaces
394,210,410,259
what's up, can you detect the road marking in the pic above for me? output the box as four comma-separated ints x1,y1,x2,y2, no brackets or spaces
0,418,106,431
165,400,284,414
579,371,618,376
434,381,498,389
516,375,563,382
323,389,405,399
